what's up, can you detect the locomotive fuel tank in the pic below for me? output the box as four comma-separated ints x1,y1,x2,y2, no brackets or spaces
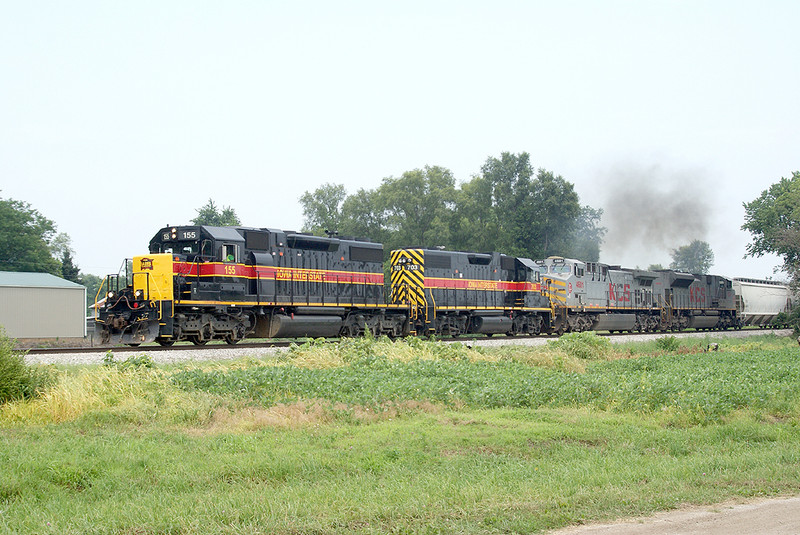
260,314,345,338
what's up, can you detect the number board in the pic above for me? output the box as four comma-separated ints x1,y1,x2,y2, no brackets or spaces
162,230,198,241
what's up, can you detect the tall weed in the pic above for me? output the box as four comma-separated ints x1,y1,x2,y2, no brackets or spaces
0,328,54,404
548,331,613,360
0,365,215,426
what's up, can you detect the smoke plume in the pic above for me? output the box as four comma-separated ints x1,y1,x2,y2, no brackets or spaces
597,164,714,266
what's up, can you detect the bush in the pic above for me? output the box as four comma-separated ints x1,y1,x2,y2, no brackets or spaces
655,336,681,352
0,329,53,404
103,351,156,371
773,306,800,332
548,331,612,360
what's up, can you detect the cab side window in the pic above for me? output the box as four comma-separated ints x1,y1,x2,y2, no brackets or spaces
222,244,237,263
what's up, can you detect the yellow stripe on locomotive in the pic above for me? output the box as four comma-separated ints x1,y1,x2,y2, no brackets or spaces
390,248,425,306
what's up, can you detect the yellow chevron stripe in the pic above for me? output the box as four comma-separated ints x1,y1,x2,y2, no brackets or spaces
390,249,426,307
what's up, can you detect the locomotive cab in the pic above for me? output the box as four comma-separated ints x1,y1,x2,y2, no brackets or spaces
149,226,243,264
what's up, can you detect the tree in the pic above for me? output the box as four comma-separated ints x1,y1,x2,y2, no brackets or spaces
567,206,606,262
299,183,347,235
669,240,714,273
60,250,80,283
378,166,456,251
0,196,61,275
339,188,387,242
476,153,585,259
479,152,535,255
48,232,80,282
191,199,241,226
449,175,499,253
295,152,603,262
742,171,800,280
80,273,104,312
528,169,582,259
49,232,73,260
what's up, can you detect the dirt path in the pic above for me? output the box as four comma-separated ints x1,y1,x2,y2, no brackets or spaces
549,496,800,534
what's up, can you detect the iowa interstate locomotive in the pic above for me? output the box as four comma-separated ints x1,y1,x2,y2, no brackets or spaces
95,224,774,346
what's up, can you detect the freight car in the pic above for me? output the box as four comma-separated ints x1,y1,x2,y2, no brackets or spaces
96,225,408,345
732,278,792,327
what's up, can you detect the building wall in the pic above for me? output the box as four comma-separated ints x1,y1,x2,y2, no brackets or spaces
0,286,86,338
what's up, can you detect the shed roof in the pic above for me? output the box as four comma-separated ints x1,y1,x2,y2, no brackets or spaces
0,271,85,289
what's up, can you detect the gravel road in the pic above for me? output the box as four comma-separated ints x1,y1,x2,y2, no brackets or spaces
548,496,800,535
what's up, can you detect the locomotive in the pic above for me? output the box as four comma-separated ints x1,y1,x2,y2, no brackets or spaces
96,223,747,345
97,225,407,346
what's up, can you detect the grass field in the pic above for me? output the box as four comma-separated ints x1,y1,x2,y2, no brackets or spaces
1,333,799,534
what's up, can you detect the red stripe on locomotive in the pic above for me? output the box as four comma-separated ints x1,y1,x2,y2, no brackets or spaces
172,262,384,285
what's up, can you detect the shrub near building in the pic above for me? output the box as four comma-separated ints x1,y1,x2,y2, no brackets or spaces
0,329,53,403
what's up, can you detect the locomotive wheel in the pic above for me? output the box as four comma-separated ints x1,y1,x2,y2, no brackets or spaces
224,336,240,345
126,343,141,347
156,338,175,347
189,335,207,346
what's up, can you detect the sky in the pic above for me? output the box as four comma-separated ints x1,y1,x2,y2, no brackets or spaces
1,1,798,279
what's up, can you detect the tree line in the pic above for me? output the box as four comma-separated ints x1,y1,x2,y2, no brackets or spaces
300,152,607,262
0,195,103,309
3,166,799,301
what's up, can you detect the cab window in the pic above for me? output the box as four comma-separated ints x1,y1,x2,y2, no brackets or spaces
180,242,199,255
222,244,238,262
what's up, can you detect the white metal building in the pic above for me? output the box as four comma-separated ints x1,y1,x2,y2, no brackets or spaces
0,272,86,339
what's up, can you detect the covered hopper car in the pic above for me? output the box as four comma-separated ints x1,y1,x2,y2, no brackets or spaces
732,278,792,327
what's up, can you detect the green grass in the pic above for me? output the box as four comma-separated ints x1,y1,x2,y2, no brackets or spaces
1,334,799,534
170,343,800,425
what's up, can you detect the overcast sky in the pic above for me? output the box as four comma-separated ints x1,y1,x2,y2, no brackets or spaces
1,1,797,279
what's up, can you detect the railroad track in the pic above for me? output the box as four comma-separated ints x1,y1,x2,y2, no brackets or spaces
19,327,787,356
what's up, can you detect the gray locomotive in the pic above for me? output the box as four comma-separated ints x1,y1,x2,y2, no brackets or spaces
532,257,738,334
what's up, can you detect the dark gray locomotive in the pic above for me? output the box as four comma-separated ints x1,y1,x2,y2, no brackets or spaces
390,248,550,336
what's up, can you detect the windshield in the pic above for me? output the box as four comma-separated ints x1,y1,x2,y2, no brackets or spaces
549,264,571,275
158,241,199,255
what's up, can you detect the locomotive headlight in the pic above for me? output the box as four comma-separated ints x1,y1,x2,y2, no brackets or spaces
134,289,144,299
107,291,115,299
